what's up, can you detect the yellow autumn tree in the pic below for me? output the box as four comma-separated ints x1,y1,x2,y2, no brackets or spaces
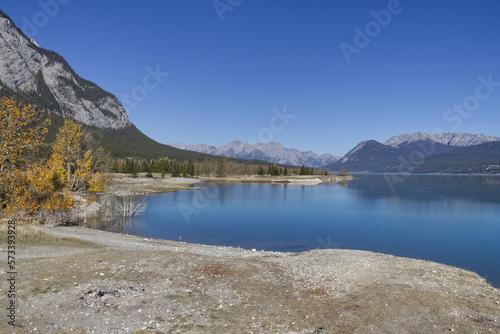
0,97,51,215
0,97,107,220
48,119,107,196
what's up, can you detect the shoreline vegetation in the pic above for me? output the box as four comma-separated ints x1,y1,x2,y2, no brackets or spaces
1,223,498,333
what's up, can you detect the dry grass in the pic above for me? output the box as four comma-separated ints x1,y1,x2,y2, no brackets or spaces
201,263,233,277
0,222,97,247
108,174,198,194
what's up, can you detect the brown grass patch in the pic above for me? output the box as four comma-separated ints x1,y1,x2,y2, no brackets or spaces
200,263,232,277
308,287,330,296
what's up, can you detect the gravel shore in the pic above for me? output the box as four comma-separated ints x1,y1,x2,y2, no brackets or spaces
1,226,499,334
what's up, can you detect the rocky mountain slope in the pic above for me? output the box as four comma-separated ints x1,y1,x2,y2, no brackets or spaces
0,10,226,160
0,10,129,129
171,140,340,167
385,131,500,147
325,140,409,173
415,141,500,174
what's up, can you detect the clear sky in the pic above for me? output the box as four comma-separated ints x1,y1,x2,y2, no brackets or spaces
2,0,500,155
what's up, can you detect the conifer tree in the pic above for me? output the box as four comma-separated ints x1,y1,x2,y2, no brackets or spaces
187,159,195,176
216,158,227,178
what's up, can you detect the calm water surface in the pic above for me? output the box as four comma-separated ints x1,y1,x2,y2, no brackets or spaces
95,174,500,287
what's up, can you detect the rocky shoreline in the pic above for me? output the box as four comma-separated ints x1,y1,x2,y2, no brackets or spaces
1,225,499,333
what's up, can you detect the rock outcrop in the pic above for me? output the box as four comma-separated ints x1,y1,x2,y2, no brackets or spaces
0,10,130,129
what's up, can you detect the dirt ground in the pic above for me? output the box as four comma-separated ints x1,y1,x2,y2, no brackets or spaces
0,225,499,334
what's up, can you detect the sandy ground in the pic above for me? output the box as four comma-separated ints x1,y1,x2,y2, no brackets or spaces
0,226,499,334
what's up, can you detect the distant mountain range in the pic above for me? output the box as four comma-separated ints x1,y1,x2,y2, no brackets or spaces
326,132,500,174
171,141,340,168
174,132,500,174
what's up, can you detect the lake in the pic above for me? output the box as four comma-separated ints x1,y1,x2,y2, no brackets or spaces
92,174,500,288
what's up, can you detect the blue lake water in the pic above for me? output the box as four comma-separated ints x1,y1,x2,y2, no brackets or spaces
95,174,500,288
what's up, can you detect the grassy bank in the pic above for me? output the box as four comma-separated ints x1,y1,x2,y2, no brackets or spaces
0,221,97,247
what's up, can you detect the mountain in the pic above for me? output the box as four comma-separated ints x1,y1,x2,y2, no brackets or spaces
385,131,500,148
324,140,409,173
327,132,500,174
171,141,340,167
0,10,129,129
394,139,459,157
0,10,226,161
413,141,500,174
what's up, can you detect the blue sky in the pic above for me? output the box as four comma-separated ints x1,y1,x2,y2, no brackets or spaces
3,0,500,155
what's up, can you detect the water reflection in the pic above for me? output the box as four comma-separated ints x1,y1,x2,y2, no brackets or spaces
348,174,500,204
85,194,148,235
87,216,146,235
